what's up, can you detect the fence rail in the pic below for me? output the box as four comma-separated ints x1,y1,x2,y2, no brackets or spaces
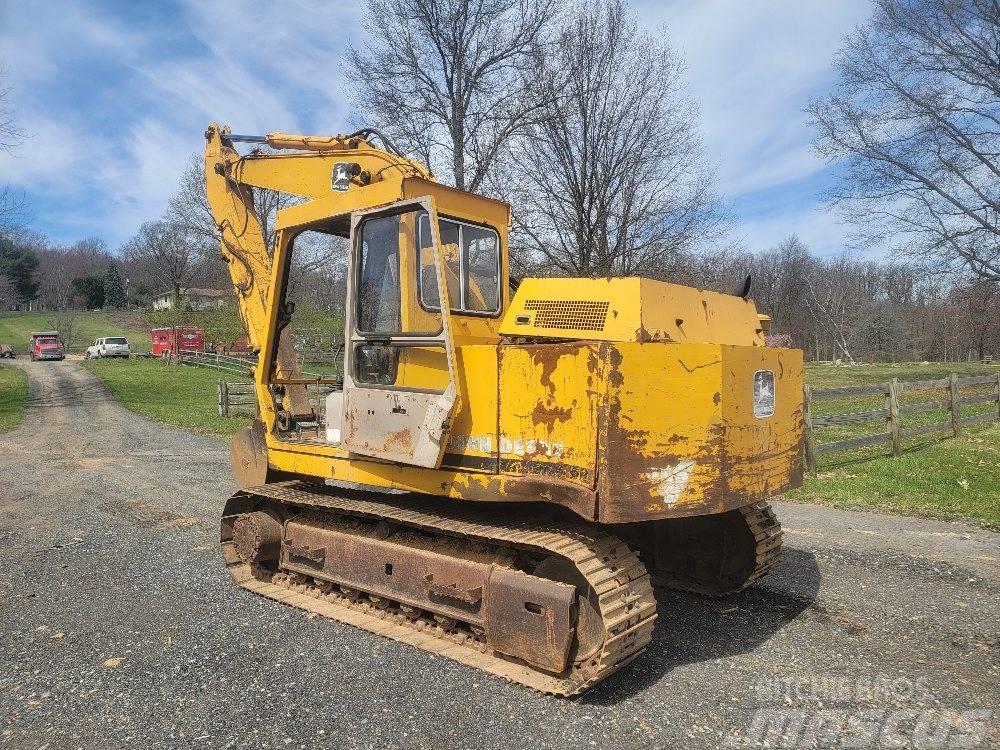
217,379,339,418
178,348,342,380
804,371,1000,474
177,349,257,375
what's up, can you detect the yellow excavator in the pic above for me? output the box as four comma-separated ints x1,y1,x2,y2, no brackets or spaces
204,123,804,695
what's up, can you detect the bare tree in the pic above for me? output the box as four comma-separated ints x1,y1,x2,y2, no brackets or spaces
809,0,1000,281
120,220,214,298
33,236,114,310
347,0,556,192
504,0,723,277
0,68,25,234
952,277,1000,359
46,310,78,349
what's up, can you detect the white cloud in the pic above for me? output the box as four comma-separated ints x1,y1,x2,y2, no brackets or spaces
736,204,850,257
3,0,875,257
636,0,870,196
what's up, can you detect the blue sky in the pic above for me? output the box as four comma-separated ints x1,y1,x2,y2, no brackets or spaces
0,0,871,256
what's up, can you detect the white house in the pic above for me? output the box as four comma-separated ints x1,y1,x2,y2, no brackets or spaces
152,288,230,311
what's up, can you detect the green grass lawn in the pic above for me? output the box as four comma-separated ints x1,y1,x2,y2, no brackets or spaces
794,362,999,527
0,310,152,355
803,361,995,388
0,364,28,432
84,358,251,439
787,422,999,528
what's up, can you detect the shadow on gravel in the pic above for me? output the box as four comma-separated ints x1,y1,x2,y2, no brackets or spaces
582,546,822,705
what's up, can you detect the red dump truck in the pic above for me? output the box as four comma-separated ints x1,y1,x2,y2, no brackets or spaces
29,331,65,361
151,326,205,358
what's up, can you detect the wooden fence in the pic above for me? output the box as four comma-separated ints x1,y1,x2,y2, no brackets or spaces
177,349,257,376
217,379,340,417
217,380,257,416
178,348,342,379
804,372,1000,474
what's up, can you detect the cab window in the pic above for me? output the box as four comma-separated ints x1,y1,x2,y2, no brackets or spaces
417,213,500,315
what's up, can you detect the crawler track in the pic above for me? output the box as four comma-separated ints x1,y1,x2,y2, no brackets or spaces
647,501,784,596
221,480,657,696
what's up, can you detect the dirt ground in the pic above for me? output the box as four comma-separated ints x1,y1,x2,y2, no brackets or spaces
1,360,997,749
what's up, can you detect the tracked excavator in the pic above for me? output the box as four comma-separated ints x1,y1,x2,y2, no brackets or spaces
205,123,804,695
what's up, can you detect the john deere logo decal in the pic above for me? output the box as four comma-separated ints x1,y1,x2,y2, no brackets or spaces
753,370,775,418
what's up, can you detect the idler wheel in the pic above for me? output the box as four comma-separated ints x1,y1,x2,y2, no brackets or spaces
232,510,283,562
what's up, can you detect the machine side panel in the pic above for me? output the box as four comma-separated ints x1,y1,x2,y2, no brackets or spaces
497,343,602,486
596,342,804,522
441,345,500,472
597,343,725,522
719,345,805,501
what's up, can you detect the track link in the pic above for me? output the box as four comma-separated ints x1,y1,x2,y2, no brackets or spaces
221,480,657,696
647,501,784,597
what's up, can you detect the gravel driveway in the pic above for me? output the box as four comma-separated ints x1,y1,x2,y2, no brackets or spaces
1,360,997,749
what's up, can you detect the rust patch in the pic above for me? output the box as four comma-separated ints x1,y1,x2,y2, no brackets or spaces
383,427,414,453
531,403,573,430
449,473,598,520
506,476,598,518
527,346,575,393
607,346,624,388
713,392,721,405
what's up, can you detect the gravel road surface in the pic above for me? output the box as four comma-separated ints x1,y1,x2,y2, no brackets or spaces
1,360,997,749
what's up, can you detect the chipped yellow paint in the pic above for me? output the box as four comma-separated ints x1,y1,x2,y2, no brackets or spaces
500,277,767,346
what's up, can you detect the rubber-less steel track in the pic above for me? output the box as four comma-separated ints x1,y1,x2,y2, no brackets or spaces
221,480,657,696
734,501,784,589
652,501,784,596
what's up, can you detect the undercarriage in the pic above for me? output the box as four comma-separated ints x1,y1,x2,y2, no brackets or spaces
222,481,782,695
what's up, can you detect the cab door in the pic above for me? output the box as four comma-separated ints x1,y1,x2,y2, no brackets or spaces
340,196,459,468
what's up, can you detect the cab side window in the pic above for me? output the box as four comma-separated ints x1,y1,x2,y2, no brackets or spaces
418,213,500,316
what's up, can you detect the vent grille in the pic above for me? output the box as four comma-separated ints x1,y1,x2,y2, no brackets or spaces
523,299,610,331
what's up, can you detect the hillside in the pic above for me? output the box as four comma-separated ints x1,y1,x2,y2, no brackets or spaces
0,311,152,354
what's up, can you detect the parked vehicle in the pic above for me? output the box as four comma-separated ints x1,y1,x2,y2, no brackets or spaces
29,331,65,361
151,326,205,358
0,344,15,359
85,337,131,360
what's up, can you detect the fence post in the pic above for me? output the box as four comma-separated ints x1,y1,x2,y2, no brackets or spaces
218,379,229,417
803,384,816,477
948,372,960,436
887,378,900,456
996,372,1000,421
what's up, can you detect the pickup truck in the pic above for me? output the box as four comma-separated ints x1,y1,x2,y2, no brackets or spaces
29,331,65,361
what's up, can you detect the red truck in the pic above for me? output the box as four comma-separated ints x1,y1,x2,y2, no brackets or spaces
29,331,65,361
151,327,206,358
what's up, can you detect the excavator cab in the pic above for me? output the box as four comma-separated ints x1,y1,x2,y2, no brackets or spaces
263,189,505,469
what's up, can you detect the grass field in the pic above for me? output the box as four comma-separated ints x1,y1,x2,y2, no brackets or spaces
794,362,999,527
84,358,251,438
0,311,151,354
0,364,28,433
804,361,995,387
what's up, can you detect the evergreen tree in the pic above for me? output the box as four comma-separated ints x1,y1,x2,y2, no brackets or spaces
103,264,127,309
71,275,105,309
0,235,40,305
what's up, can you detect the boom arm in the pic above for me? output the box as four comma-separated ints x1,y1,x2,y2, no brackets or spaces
202,122,433,354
